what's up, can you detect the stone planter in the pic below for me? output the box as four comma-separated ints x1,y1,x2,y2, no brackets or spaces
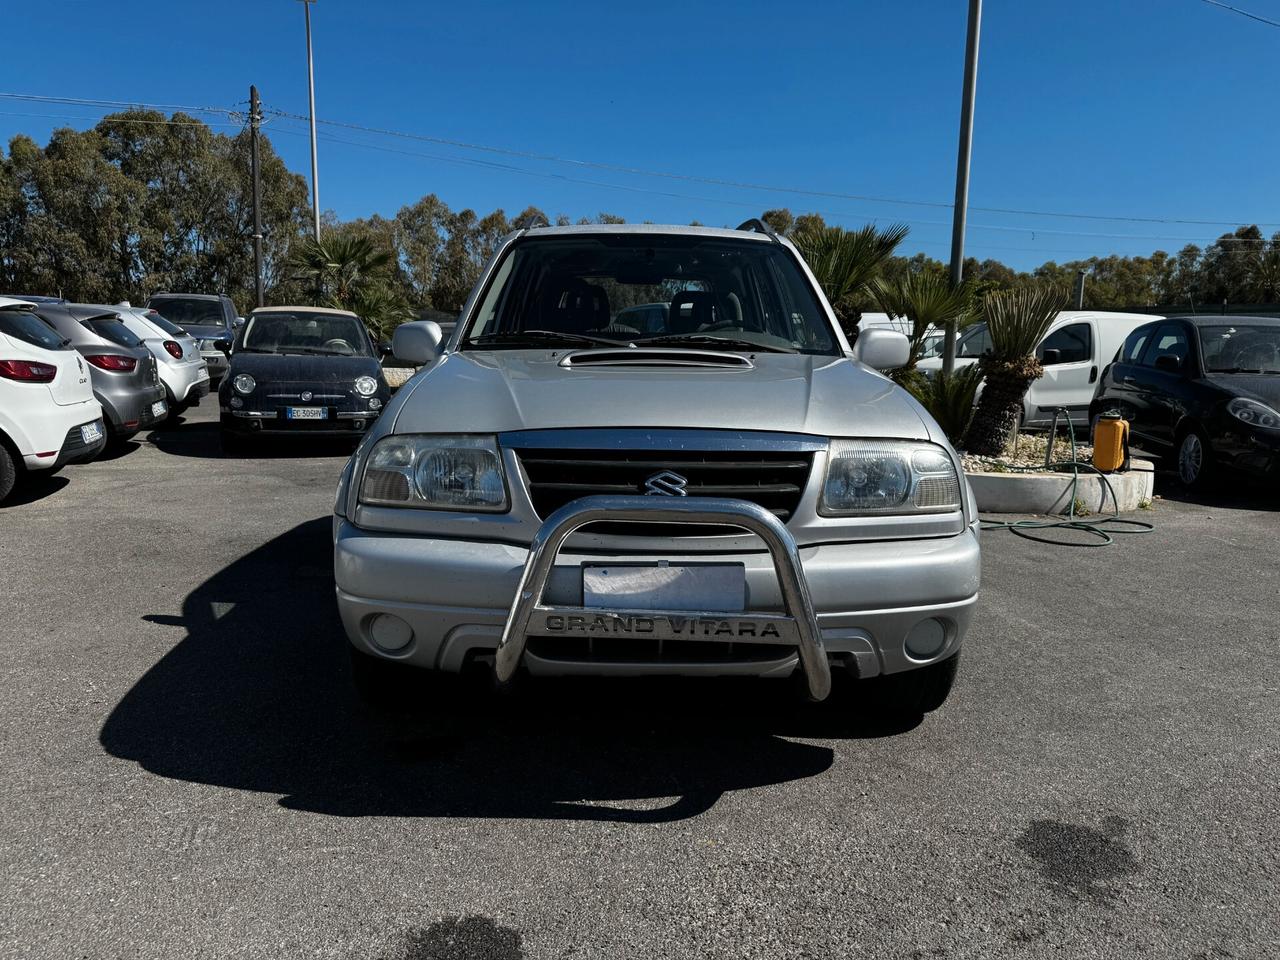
966,459,1155,514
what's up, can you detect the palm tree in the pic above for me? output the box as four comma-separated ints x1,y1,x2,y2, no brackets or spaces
962,285,1069,456
793,223,908,340
871,271,972,386
287,233,394,305
905,364,983,448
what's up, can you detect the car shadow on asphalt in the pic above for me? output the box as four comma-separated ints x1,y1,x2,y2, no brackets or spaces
1150,467,1279,512
146,419,359,460
0,473,69,507
100,517,918,822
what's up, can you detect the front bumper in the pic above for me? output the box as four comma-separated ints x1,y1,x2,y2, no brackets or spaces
201,350,229,381
334,499,981,696
221,407,378,436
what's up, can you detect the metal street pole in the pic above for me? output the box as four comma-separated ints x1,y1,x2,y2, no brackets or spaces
249,85,265,308
300,0,321,239
944,0,982,376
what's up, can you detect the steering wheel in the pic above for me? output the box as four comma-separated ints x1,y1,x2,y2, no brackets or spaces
322,338,354,355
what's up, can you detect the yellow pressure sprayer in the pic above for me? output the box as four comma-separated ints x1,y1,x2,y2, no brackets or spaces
1092,413,1130,473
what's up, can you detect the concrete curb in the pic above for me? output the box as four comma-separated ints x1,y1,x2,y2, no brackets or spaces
967,458,1155,514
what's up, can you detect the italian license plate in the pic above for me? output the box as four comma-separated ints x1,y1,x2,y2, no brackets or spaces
583,563,746,612
151,400,167,418
286,407,326,420
80,421,103,444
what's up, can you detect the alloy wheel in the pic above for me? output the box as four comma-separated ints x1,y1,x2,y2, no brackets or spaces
1178,432,1203,485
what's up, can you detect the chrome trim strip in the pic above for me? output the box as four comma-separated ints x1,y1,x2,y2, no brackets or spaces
499,428,828,452
267,392,346,399
559,348,755,369
495,495,832,701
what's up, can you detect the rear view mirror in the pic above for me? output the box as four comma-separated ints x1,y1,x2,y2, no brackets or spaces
1154,354,1183,374
851,328,910,371
392,321,443,365
1041,348,1062,365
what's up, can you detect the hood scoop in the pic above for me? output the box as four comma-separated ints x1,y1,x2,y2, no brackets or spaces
560,348,754,369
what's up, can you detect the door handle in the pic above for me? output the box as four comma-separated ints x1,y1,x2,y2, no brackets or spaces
1089,365,1098,384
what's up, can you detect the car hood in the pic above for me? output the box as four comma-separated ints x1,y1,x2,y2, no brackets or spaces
393,350,931,439
229,352,382,384
181,324,232,340
1206,372,1280,406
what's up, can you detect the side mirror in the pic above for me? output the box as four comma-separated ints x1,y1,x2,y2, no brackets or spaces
378,339,393,357
214,339,232,354
392,321,443,365
851,328,910,371
1041,348,1062,365
1154,353,1183,374
233,317,246,329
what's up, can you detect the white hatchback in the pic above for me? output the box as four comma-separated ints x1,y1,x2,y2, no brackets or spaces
108,305,210,414
0,297,106,502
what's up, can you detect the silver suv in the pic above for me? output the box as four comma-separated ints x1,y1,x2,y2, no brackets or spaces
333,223,980,712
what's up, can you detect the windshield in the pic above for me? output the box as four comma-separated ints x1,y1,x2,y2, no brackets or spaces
957,323,991,358
82,317,143,348
1198,324,1280,373
462,234,837,354
241,311,373,356
0,308,68,350
150,298,226,329
142,311,186,337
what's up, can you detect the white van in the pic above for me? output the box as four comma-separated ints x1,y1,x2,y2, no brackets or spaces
0,297,106,503
916,311,1161,428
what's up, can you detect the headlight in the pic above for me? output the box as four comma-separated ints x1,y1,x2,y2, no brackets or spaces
821,440,961,515
354,375,378,397
1228,397,1280,430
359,435,508,511
232,374,256,395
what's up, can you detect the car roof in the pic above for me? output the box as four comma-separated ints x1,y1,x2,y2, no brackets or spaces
519,223,774,243
1163,315,1280,326
250,305,361,318
0,295,39,311
149,292,225,301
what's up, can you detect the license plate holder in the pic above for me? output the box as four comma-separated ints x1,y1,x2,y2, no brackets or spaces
286,407,326,420
151,400,167,418
583,563,746,612
80,421,103,445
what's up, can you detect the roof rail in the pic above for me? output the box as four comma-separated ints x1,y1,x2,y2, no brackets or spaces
736,218,780,241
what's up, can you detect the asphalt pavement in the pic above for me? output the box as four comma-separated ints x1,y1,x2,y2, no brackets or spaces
1,401,1277,960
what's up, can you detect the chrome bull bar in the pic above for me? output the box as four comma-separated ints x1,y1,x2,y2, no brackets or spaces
494,495,833,701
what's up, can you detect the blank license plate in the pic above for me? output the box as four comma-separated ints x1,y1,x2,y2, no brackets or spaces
80,421,103,444
151,400,167,418
583,563,745,612
286,407,326,420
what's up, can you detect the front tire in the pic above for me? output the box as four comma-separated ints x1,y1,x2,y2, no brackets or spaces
1176,425,1216,491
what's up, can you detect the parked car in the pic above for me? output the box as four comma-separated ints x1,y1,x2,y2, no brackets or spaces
145,293,238,385
219,306,390,453
108,305,210,417
32,303,168,444
917,311,1161,428
333,222,980,713
614,302,669,334
0,297,105,502
1090,315,1280,490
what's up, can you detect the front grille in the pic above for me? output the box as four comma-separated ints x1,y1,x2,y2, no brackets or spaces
514,447,814,531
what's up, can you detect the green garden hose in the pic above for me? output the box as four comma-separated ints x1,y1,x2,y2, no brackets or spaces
977,408,1155,546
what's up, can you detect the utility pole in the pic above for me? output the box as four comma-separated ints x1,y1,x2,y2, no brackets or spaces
249,85,265,308
944,0,982,376
300,0,321,239
1073,269,1086,310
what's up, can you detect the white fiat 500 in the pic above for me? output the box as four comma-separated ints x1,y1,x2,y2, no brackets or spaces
334,224,981,713
0,297,106,502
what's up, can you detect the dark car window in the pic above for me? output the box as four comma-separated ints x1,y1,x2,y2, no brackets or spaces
143,311,186,337
957,323,991,358
1037,322,1092,365
82,317,143,348
1197,323,1280,373
1120,326,1153,364
150,298,227,329
1140,323,1190,369
241,311,373,357
0,308,68,350
463,234,837,354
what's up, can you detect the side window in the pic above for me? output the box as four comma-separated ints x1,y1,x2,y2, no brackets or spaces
958,327,991,357
1139,323,1190,369
1120,327,1152,364
1038,323,1092,364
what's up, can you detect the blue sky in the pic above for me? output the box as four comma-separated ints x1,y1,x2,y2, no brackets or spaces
3,0,1278,269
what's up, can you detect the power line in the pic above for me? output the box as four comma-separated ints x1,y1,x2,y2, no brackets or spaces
0,92,239,118
1200,0,1280,29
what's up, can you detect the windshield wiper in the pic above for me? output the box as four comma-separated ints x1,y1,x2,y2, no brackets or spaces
1212,367,1275,374
465,330,625,348
237,347,277,354
636,334,797,354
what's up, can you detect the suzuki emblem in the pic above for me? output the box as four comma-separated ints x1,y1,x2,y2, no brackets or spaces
301,390,313,402
643,471,688,497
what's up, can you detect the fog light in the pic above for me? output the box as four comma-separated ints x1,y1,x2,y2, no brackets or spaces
905,618,947,659
368,398,383,410
229,397,243,409
369,613,413,652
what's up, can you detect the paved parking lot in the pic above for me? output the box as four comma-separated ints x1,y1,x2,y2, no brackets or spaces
2,402,1277,960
